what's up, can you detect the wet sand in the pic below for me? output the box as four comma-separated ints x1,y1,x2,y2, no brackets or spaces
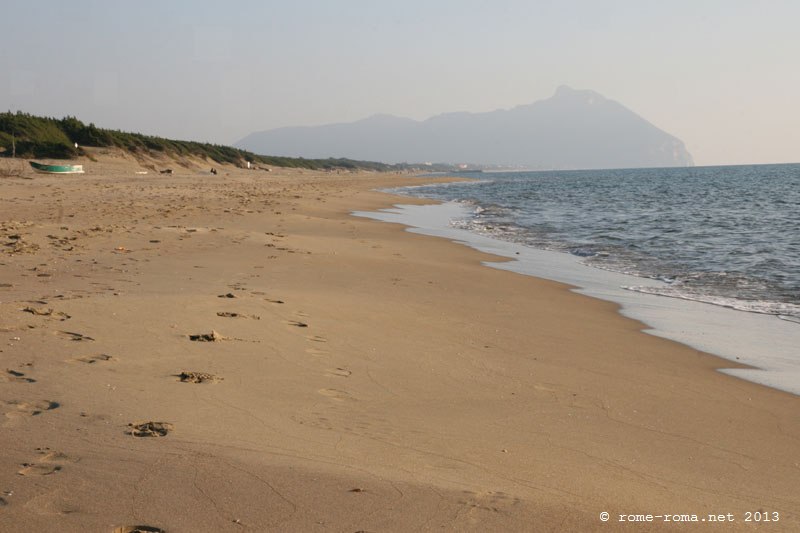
1,152,798,532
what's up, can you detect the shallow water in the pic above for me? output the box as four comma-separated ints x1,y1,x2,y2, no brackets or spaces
355,167,800,395
395,165,800,320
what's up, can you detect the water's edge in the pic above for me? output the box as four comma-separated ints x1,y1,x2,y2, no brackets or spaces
354,200,800,397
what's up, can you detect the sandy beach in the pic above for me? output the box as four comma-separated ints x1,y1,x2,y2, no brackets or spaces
1,153,798,532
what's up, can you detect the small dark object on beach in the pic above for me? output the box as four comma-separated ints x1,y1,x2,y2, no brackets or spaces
218,293,236,298
112,525,166,533
177,371,221,383
188,331,224,342
128,421,172,437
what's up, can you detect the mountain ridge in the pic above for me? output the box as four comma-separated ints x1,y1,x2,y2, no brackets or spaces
237,86,694,169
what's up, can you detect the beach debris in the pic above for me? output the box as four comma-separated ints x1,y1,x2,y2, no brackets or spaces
177,371,222,384
216,311,260,320
265,298,284,304
188,330,225,342
128,421,173,437
112,525,166,533
112,246,131,253
348,487,365,493
288,321,308,328
4,235,39,255
218,293,237,298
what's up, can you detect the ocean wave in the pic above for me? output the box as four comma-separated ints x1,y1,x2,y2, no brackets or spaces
622,285,800,320
393,165,800,323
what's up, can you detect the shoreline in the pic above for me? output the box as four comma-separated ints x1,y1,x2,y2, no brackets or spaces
1,161,799,531
355,197,800,397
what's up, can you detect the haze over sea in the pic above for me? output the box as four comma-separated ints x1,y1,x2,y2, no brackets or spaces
360,163,800,394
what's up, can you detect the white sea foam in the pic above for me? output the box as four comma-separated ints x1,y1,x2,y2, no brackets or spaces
354,201,800,396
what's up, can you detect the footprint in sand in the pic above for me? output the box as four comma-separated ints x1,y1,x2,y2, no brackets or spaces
175,371,222,384
325,368,352,378
294,311,310,318
17,448,71,476
1,369,36,383
128,421,173,437
317,389,354,402
305,347,329,357
112,526,166,533
459,490,522,516
56,330,94,342
3,400,59,420
22,307,71,320
71,353,114,364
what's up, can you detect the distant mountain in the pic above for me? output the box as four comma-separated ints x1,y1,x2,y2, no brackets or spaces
236,86,694,169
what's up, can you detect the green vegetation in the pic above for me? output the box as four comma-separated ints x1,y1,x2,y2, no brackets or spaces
0,111,453,172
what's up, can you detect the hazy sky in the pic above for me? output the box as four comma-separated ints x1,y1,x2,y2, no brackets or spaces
2,1,798,166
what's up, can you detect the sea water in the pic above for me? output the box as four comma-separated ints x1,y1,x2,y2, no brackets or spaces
354,164,800,395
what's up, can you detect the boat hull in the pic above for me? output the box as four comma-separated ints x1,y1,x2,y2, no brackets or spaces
29,161,85,174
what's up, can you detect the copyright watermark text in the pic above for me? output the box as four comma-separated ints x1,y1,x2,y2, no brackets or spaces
600,511,780,524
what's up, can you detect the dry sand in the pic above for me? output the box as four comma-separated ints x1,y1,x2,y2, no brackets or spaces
1,152,798,532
